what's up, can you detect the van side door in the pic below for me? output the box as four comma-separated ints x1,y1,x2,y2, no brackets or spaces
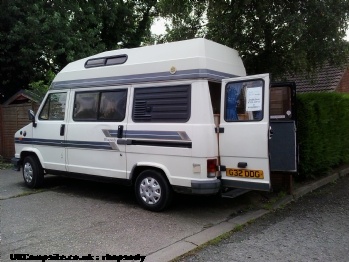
219,74,271,191
65,87,129,179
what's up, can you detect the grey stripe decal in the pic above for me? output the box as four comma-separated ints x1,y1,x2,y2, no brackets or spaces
119,139,192,148
51,69,236,89
104,130,192,141
15,138,113,150
15,130,192,150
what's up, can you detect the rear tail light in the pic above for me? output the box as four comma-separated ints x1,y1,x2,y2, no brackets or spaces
207,159,218,178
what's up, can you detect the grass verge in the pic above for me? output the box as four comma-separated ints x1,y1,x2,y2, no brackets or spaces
170,224,248,262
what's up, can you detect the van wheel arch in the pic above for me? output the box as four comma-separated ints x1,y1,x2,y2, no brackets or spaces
20,151,43,165
131,165,171,185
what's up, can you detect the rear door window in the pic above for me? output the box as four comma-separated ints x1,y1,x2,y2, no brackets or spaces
225,80,264,121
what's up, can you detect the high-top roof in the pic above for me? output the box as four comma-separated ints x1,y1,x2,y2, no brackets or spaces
51,38,246,89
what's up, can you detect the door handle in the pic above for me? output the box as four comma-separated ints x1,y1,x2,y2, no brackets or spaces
269,126,274,139
60,124,65,136
117,125,124,138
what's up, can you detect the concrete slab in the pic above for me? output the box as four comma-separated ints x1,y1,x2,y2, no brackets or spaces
227,209,269,225
339,167,349,177
271,195,294,209
145,241,197,262
184,221,235,246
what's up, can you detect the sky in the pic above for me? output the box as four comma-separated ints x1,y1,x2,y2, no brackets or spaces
151,18,167,35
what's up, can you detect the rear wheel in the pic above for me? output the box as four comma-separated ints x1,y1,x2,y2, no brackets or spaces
135,169,172,212
22,156,44,188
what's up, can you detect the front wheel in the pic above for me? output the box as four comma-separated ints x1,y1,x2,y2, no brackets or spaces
22,156,44,188
135,170,172,212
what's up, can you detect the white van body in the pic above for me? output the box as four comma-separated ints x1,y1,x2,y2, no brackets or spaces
13,38,274,211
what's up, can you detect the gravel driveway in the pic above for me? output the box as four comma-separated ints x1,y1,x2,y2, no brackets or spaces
180,175,349,262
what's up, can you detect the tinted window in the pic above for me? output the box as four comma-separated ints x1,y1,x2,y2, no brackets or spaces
99,91,127,121
73,90,127,121
74,92,98,120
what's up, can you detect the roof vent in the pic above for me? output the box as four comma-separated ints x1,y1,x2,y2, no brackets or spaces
85,55,128,68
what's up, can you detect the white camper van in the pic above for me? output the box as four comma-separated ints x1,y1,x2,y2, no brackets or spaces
12,38,297,211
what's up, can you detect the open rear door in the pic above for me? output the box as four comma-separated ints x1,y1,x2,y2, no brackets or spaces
219,74,271,191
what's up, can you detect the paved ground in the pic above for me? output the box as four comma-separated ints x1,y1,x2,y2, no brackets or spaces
1,168,348,262
179,175,349,262
0,169,263,262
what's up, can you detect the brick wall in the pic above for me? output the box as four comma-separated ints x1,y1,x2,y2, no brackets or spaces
337,68,349,93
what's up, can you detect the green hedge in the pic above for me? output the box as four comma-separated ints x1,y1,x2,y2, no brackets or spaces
297,93,349,178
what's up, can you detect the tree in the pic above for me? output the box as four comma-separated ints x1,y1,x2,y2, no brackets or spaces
28,70,56,102
0,0,157,103
154,0,207,43
156,0,349,79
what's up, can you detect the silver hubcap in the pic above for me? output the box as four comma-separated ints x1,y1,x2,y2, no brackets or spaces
23,162,33,183
139,177,161,205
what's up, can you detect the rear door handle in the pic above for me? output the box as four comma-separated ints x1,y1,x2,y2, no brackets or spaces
60,124,65,136
269,126,273,139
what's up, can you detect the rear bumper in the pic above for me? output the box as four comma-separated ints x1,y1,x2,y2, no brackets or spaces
191,179,221,194
11,157,21,171
221,179,270,191
172,179,221,195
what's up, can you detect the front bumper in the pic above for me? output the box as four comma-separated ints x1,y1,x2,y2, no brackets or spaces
11,157,21,171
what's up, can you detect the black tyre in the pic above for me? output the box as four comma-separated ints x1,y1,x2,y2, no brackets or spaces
22,156,44,188
135,169,173,212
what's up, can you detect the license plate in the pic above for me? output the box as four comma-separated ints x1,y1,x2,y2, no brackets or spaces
226,168,264,179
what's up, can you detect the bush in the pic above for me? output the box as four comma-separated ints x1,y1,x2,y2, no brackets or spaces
297,93,349,178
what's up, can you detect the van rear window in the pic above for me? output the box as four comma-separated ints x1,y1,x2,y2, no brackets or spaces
225,79,264,121
132,85,191,123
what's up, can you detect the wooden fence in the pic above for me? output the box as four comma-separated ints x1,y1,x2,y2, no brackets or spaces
0,101,39,160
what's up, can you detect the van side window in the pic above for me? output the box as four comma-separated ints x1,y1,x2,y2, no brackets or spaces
74,92,98,120
73,90,127,121
99,91,127,121
225,80,264,121
132,85,191,122
39,93,67,120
